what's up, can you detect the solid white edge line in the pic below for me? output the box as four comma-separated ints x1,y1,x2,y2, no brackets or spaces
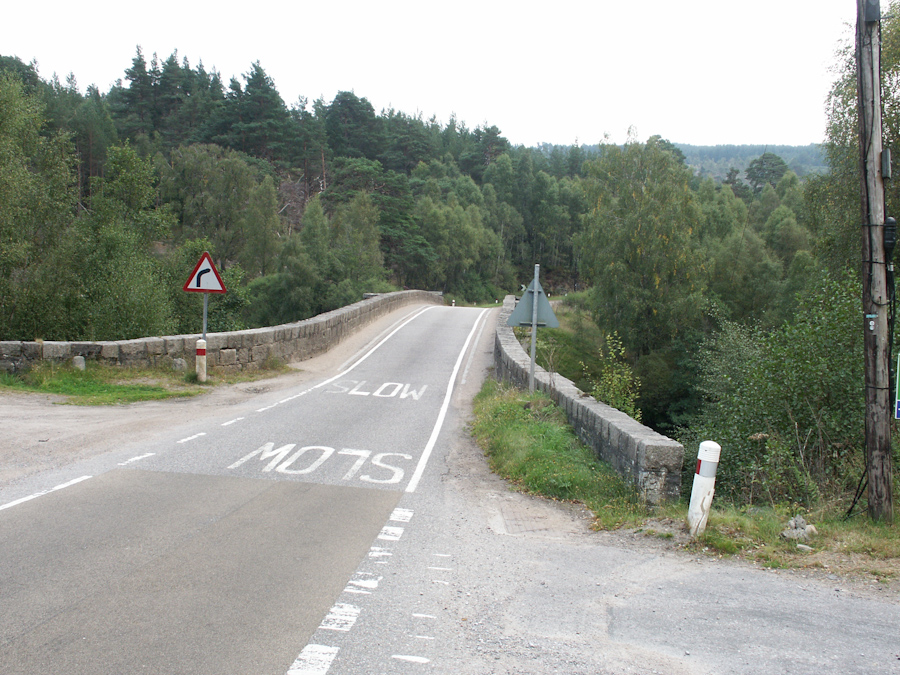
336,306,426,372
460,307,490,385
405,308,489,493
0,475,93,512
260,306,436,412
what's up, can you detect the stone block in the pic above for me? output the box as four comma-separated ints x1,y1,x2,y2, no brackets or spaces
205,334,226,351
119,339,148,364
70,342,102,359
164,337,185,357
251,345,271,362
0,342,22,358
219,348,237,365
42,341,71,360
99,342,120,361
145,338,165,356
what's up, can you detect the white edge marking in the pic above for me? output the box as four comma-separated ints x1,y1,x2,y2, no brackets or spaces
259,306,434,414
287,644,339,675
389,507,414,523
392,655,430,664
0,475,92,512
221,417,245,426
378,526,404,541
413,613,437,619
460,309,489,385
319,603,360,632
177,432,206,444
406,308,489,493
117,453,155,466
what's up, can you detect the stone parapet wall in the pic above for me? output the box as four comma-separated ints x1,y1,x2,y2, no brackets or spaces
0,291,444,375
493,296,683,505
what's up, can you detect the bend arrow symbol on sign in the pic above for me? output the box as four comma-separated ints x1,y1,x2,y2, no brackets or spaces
195,268,210,288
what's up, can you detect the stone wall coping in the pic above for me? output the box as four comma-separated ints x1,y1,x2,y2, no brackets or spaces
1,290,444,374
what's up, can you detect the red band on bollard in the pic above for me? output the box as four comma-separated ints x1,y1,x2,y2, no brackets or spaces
196,348,207,356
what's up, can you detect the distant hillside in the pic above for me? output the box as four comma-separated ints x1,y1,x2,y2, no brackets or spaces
675,144,827,180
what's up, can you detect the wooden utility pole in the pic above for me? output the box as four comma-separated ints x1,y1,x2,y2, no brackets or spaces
857,0,894,522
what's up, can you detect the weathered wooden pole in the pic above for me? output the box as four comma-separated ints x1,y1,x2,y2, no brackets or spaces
857,0,894,522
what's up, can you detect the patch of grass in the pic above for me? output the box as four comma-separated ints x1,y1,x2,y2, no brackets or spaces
471,378,648,529
682,502,900,578
472,378,900,582
0,358,292,405
0,362,204,405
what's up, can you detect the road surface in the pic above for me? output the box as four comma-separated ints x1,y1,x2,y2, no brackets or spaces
1,303,898,675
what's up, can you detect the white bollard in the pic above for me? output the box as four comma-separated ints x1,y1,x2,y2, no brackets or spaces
195,339,207,383
688,440,721,538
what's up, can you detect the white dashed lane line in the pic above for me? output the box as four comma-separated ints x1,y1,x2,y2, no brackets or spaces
283,510,435,675
117,453,155,466
286,644,339,675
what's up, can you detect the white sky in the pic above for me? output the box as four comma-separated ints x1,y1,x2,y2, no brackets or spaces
3,0,856,148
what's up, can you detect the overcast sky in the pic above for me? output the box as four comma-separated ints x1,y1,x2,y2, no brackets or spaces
3,0,856,148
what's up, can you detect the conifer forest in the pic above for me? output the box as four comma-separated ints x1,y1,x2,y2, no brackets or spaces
2,17,899,505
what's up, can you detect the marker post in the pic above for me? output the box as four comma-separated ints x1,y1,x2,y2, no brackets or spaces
182,252,227,383
688,441,721,538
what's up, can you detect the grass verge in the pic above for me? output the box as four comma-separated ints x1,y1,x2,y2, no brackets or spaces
0,359,291,405
471,378,648,529
472,378,900,586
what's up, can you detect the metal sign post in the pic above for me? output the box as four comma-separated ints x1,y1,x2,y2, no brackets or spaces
507,264,558,392
183,252,227,382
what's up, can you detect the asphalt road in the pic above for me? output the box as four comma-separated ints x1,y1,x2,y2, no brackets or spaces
0,304,490,674
2,303,899,675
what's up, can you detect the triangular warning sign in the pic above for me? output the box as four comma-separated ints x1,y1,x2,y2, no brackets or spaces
507,278,558,328
183,252,227,294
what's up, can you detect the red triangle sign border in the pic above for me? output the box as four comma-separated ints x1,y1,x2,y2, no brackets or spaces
183,252,227,294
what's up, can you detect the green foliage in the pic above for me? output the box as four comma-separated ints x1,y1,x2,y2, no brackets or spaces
583,332,642,422
682,272,863,506
472,378,646,529
746,152,790,194
578,135,706,357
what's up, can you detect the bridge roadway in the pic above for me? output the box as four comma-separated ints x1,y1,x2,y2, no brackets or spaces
1,303,899,675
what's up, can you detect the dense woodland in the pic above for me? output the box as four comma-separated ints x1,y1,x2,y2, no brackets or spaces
1,10,898,507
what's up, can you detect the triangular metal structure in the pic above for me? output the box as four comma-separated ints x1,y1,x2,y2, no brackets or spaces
507,278,558,328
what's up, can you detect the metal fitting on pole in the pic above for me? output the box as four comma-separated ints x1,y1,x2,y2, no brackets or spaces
688,440,721,538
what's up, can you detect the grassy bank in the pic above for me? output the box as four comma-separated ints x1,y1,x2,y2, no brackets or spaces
471,377,899,584
471,378,648,529
0,359,289,405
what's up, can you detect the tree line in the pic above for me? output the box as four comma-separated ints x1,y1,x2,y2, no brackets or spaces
0,28,886,508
